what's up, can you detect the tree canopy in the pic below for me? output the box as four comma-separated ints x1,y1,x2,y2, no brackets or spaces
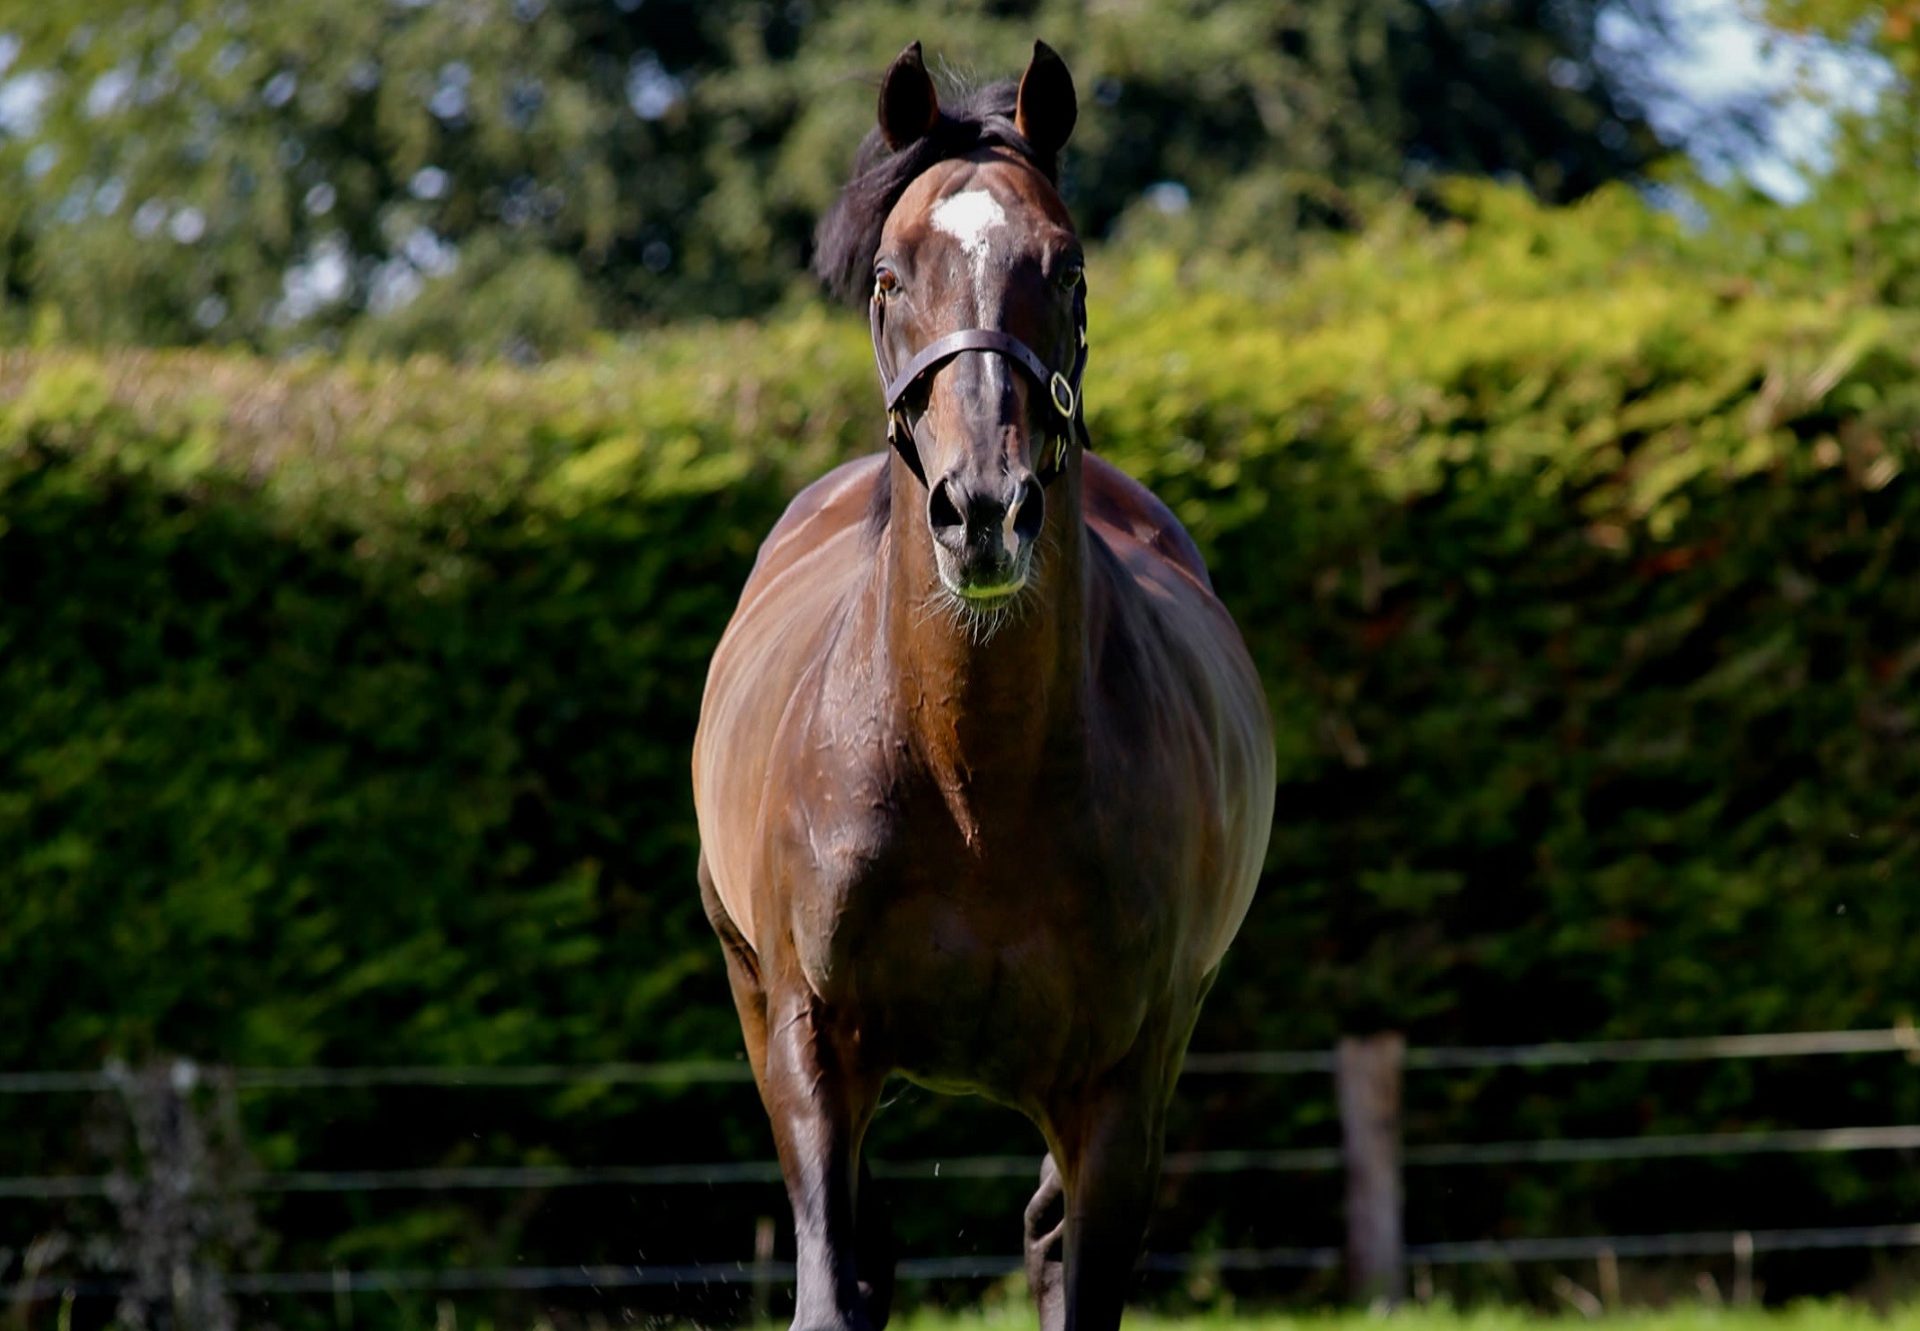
0,0,1671,354
1737,0,1920,305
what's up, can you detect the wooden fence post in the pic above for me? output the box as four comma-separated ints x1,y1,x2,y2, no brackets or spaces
1732,1230,1755,1307
107,1060,247,1331
1336,1033,1406,1306
751,1215,777,1324
1596,1245,1621,1310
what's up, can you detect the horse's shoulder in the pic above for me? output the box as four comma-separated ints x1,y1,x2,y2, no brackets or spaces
1081,455,1212,591
1080,456,1260,734
747,452,888,586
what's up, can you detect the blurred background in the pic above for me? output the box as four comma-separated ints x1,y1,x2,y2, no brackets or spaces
1,1,1918,1329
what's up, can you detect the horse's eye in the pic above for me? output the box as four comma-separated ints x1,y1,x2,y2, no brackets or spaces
1057,263,1084,291
874,267,899,296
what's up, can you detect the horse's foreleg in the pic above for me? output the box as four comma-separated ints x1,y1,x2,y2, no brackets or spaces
1052,1074,1168,1331
701,865,890,1329
1023,1153,1067,1331
764,984,884,1331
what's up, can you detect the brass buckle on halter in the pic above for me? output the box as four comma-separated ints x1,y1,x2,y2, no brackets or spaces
1049,371,1076,420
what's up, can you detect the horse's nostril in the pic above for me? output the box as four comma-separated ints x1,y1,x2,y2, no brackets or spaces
1010,477,1045,548
928,479,964,534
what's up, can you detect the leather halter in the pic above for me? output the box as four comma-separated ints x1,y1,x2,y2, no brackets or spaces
869,281,1090,487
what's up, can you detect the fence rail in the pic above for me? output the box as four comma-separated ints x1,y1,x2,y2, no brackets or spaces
5,1027,1917,1307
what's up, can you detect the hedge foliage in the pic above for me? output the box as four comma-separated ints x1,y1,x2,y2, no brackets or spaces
4,181,1919,1314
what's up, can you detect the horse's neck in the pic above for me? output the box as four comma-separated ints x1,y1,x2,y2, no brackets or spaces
879,455,1089,825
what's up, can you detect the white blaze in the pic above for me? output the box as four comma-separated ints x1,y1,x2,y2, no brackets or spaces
930,189,1006,290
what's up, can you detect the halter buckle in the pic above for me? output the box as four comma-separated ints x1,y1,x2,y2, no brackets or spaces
1049,372,1076,420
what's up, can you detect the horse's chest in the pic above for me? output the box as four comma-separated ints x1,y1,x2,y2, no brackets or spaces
785,797,1175,1098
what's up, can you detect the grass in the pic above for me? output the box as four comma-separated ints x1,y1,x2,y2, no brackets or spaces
418,1304,1920,1331
871,1307,1920,1331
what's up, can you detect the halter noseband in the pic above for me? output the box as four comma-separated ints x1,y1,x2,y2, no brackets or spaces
869,283,1090,487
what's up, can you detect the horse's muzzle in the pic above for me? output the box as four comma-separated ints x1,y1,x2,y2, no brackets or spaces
928,471,1045,597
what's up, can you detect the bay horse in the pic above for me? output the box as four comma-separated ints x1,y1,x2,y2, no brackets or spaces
692,40,1275,1331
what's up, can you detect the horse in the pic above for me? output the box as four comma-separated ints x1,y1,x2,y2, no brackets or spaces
691,40,1275,1331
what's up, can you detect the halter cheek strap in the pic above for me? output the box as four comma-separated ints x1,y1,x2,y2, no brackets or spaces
869,289,1089,487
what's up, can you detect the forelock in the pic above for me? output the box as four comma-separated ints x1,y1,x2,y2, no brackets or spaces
811,77,1061,305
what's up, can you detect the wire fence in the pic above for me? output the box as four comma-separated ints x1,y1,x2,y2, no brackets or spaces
9,1123,1920,1199
5,1025,1912,1096
0,1059,758,1095
4,1026,1918,1304
14,1225,1920,1305
1186,1025,1920,1075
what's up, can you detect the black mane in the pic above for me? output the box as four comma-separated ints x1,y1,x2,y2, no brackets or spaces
812,78,1058,305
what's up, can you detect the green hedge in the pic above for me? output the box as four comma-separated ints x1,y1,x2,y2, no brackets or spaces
4,182,1919,1313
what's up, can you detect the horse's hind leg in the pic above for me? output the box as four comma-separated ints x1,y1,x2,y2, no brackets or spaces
1023,1153,1067,1331
856,1157,897,1329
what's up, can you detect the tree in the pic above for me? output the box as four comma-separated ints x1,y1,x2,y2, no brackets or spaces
0,0,1672,353
1739,0,1920,304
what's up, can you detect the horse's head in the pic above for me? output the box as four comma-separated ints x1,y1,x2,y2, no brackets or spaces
838,42,1085,605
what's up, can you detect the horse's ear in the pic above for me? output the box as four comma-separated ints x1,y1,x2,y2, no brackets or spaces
878,41,940,151
1015,40,1077,160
